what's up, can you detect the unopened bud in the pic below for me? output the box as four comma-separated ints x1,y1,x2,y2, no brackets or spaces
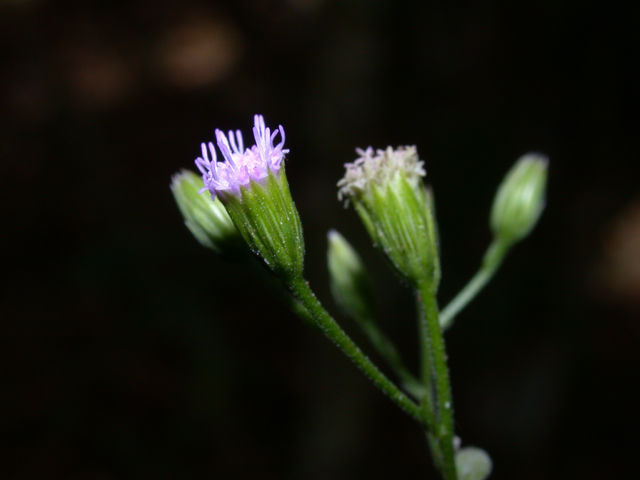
455,447,492,480
327,230,374,320
170,170,240,253
490,153,548,245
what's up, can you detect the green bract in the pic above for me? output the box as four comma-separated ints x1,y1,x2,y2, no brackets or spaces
490,153,548,246
221,168,304,281
170,170,241,253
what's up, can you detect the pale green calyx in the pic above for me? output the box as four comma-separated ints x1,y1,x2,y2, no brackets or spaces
337,146,439,290
490,153,548,246
327,229,374,320
170,170,241,253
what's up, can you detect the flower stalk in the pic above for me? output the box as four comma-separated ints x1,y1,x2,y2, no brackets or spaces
327,229,424,398
418,282,457,480
439,239,508,330
288,276,424,424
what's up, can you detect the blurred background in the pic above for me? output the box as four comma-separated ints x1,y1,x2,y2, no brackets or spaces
2,0,638,478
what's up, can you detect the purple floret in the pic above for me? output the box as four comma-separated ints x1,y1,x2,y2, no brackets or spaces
195,114,289,199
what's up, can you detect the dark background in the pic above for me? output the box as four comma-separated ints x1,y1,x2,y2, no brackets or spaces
2,1,639,478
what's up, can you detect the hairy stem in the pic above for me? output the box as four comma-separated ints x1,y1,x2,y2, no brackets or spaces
439,239,509,330
418,283,457,480
355,315,425,399
288,276,424,424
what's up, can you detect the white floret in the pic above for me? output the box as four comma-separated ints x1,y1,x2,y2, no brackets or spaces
337,146,426,204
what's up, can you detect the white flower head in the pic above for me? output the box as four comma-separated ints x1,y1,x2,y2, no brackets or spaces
337,146,426,205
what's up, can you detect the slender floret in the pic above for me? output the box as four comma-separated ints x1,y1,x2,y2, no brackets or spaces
195,114,289,199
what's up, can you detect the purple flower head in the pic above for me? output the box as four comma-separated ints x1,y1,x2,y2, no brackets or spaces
195,114,289,199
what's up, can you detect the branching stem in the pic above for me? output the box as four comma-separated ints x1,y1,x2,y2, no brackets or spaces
288,276,425,425
440,239,509,330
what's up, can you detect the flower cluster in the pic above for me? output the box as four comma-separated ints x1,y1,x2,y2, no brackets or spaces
172,113,548,480
195,114,289,199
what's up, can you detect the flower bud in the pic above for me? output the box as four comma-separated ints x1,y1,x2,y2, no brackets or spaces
455,447,492,480
170,170,240,253
490,153,548,246
327,229,374,320
194,114,304,281
338,146,440,291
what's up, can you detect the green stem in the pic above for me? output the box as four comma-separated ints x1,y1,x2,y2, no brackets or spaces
288,276,425,425
357,317,426,399
439,239,509,330
417,293,436,429
418,283,457,480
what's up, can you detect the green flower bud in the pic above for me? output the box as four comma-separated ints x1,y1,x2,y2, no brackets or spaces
490,153,548,246
338,146,440,291
170,170,241,253
455,447,492,480
327,229,374,320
